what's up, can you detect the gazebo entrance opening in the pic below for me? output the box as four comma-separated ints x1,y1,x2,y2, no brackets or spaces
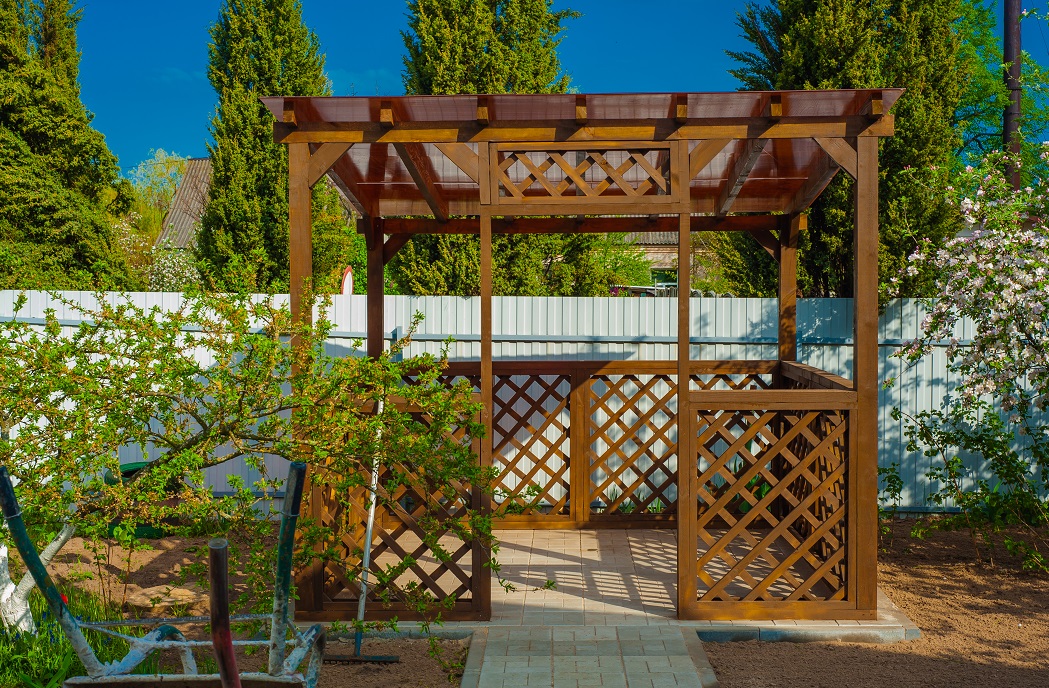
269,90,899,621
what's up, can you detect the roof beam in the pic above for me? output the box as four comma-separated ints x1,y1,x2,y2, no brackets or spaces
716,138,766,216
575,95,588,125
272,114,895,145
380,214,781,235
393,142,449,221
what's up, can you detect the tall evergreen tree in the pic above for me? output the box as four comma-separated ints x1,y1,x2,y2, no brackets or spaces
198,0,362,292
717,0,961,299
0,0,132,289
397,1,651,296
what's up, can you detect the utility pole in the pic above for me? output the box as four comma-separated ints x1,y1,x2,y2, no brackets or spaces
1005,0,1022,189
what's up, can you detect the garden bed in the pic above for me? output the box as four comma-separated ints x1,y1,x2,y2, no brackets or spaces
705,520,1049,688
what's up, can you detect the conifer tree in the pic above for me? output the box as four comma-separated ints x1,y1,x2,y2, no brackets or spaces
0,0,132,289
198,0,362,292
718,0,961,298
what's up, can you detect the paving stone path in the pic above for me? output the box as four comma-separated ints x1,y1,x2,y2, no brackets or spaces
462,626,716,688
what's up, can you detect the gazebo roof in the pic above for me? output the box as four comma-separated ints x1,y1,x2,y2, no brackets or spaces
264,89,901,220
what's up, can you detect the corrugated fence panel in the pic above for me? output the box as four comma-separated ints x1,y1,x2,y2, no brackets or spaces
0,291,989,508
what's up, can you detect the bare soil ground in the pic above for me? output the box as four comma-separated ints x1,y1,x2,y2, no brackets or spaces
705,521,1049,688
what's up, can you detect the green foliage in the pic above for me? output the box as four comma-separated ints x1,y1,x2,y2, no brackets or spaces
0,0,132,289
0,586,147,687
402,0,578,95
723,0,963,299
0,289,495,622
199,0,364,293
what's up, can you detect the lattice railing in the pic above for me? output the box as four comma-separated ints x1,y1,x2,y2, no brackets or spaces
496,147,671,201
694,406,849,602
587,374,678,517
491,374,572,517
310,411,482,621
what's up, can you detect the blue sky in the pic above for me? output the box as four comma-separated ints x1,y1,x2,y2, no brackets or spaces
77,1,1038,173
78,1,759,172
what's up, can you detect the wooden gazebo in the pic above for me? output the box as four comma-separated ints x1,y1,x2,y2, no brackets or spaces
267,89,900,621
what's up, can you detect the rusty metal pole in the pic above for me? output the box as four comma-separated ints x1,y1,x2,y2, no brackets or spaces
1005,0,1022,189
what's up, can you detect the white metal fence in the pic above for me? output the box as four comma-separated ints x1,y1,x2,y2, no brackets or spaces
0,291,980,510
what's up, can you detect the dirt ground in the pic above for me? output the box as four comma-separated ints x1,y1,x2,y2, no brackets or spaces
706,521,1049,688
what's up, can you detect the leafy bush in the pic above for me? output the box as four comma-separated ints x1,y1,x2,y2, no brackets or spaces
895,151,1049,569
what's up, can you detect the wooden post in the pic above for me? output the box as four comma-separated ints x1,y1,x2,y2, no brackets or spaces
853,136,879,616
569,365,589,525
288,142,322,611
476,143,495,619
778,214,804,364
676,209,697,617
366,217,384,359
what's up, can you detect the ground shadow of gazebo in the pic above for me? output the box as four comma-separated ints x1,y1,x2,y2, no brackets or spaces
265,89,899,622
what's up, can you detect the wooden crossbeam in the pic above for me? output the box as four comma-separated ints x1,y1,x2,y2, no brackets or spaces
749,228,780,261
717,138,767,216
273,115,896,145
383,234,411,264
393,141,449,221
689,139,732,180
379,214,782,235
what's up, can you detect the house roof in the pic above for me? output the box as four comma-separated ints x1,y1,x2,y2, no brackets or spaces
156,157,211,249
262,89,902,220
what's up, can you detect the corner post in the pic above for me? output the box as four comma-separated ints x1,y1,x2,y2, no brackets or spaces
365,217,385,359
778,214,804,364
853,136,879,615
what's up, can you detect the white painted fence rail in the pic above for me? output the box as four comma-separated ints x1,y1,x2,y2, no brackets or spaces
0,291,977,510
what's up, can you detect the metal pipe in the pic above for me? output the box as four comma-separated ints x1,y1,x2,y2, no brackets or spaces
355,399,383,657
0,466,104,676
209,537,242,688
1005,0,1022,189
268,461,307,675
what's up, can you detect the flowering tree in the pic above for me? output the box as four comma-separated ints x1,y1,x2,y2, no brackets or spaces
897,152,1049,568
0,290,492,631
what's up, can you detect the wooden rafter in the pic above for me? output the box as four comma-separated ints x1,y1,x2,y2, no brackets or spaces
717,138,766,216
393,142,449,221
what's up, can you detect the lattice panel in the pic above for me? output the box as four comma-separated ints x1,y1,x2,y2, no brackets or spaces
315,414,478,613
689,372,773,392
497,148,671,200
492,375,571,517
694,408,849,602
588,375,678,516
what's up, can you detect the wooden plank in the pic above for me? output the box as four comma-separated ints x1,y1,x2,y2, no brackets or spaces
675,600,873,621
671,139,690,205
435,142,480,183
393,142,449,221
853,135,879,613
778,213,804,362
273,115,896,145
813,137,858,179
717,138,766,216
689,390,858,410
689,138,732,180
479,211,494,530
366,217,384,359
307,142,352,186
491,200,689,216
780,361,854,391
381,215,779,235
676,210,698,619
